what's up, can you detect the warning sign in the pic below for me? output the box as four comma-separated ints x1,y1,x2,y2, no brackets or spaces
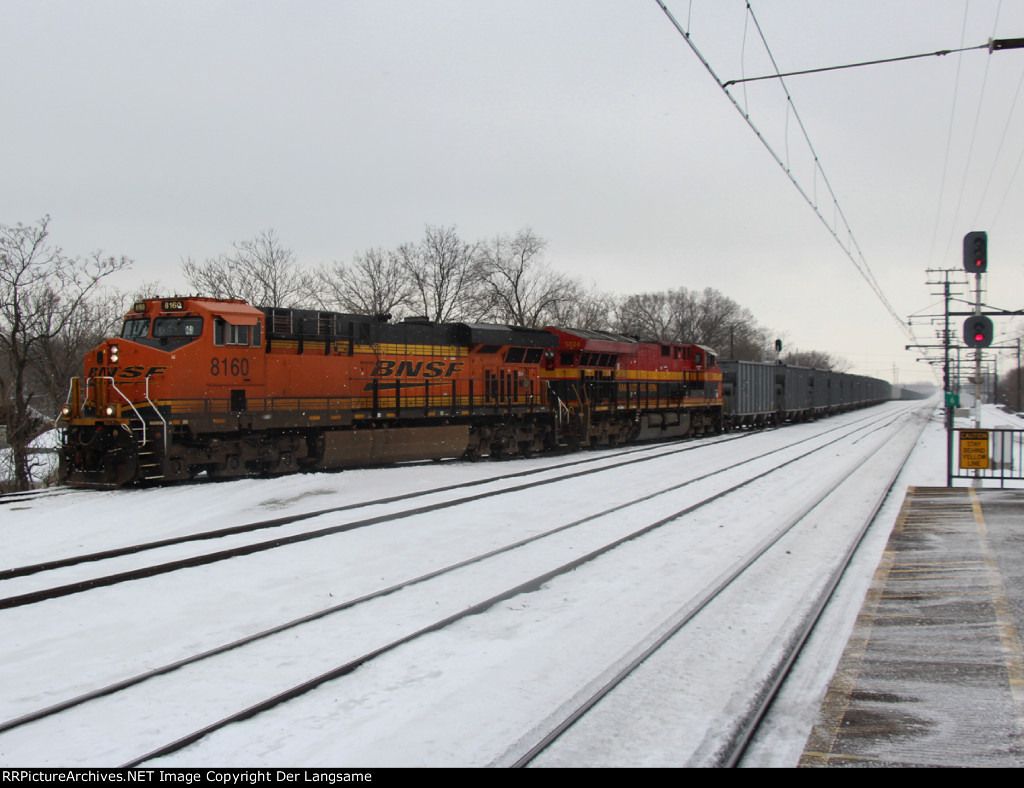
959,430,990,469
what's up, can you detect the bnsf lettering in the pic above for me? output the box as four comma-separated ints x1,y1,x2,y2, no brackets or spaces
372,360,464,378
87,366,167,379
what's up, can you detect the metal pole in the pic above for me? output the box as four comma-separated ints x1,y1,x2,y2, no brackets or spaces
1011,335,1019,411
993,355,998,406
974,272,983,486
945,277,953,487
974,272,983,427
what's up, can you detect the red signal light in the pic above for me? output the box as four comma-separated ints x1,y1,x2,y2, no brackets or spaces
964,315,994,348
963,231,987,273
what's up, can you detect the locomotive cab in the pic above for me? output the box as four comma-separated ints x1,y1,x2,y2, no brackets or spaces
59,297,268,487
87,297,267,407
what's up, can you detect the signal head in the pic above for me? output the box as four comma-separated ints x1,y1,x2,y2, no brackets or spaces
963,315,994,348
963,231,987,273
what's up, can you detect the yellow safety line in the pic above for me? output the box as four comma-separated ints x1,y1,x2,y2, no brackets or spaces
968,487,1024,740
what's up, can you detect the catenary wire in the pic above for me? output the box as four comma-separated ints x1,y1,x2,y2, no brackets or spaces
943,1,1000,265
723,43,989,87
970,4,1024,228
652,0,914,343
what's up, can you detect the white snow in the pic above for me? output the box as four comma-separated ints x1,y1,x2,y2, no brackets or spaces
1,399,1020,767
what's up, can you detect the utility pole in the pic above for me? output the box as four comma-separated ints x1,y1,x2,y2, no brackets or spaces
919,268,963,486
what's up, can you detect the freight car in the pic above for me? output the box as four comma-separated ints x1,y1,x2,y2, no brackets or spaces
720,360,892,429
57,297,724,488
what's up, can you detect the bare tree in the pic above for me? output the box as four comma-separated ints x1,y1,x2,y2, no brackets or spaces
547,282,617,332
314,247,414,319
126,280,172,303
400,225,483,323
686,288,766,359
0,217,131,490
615,291,674,341
615,286,767,359
477,229,576,328
30,288,123,421
182,229,314,307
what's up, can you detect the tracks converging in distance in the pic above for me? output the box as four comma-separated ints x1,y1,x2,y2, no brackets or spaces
0,400,931,766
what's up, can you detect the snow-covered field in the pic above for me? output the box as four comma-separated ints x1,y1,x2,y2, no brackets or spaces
1,400,1020,767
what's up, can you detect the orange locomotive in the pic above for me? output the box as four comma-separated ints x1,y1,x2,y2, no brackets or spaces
57,297,723,488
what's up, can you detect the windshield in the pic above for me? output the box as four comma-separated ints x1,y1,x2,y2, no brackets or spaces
121,318,150,339
153,316,203,338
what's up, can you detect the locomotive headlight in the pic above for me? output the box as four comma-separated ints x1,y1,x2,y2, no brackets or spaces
109,344,119,363
105,405,116,416
61,405,71,417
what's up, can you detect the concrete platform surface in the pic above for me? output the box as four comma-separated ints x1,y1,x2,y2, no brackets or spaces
801,486,1024,767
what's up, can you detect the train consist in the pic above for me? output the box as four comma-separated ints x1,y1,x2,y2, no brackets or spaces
57,297,890,488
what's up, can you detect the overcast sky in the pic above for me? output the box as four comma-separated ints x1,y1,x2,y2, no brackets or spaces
4,0,1024,384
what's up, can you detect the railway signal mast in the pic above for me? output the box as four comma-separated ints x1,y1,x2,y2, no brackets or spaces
962,231,990,430
920,236,1023,485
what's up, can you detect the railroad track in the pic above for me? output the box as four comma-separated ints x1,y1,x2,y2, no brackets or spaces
0,401,928,766
522,402,931,766
0,488,72,506
0,432,756,604
5,413,890,606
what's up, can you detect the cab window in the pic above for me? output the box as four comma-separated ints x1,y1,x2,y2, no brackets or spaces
214,318,256,346
121,318,150,339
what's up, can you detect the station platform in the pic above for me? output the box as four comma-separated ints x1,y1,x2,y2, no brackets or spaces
800,486,1024,767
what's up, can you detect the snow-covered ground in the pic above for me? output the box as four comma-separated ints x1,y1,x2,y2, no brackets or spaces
742,401,1024,766
1,400,1020,767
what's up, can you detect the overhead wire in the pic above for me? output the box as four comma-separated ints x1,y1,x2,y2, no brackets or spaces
942,1,1000,263
744,3,900,322
988,96,1024,229
723,43,990,87
652,0,916,343
974,21,1024,231
927,0,972,270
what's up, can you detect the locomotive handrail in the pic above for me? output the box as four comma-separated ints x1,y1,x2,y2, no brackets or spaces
98,376,149,446
143,375,169,453
55,377,80,426
553,392,570,426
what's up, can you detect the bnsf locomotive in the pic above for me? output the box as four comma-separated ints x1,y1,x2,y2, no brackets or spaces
57,297,725,488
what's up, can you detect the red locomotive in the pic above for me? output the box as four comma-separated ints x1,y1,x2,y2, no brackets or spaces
57,296,724,487
539,327,723,447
